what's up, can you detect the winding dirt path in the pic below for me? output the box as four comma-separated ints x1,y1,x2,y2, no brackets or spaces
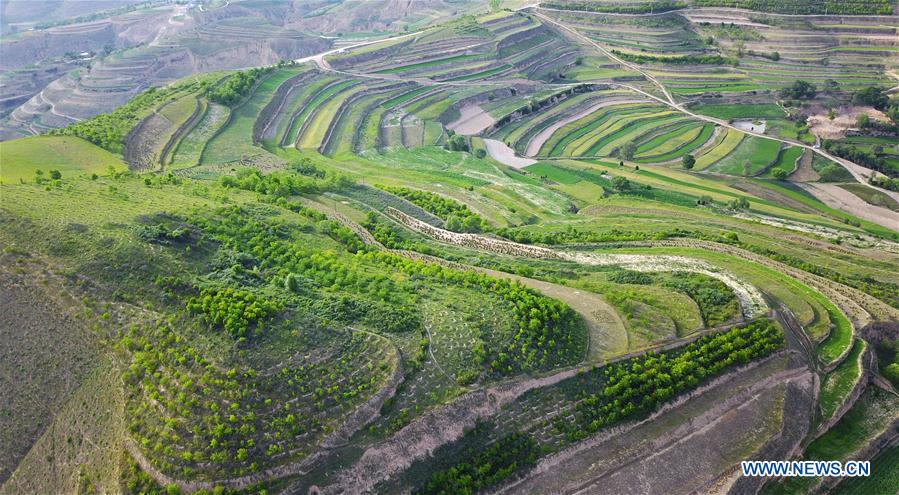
386,207,769,318
484,138,537,168
800,183,899,230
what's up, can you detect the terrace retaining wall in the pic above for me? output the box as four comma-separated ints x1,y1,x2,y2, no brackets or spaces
814,342,874,440
253,69,317,144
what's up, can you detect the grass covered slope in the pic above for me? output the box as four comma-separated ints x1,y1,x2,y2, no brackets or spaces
0,136,125,182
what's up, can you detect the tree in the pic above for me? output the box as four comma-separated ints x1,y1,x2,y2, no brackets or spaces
445,215,463,232
852,86,889,110
728,197,750,210
49,169,62,180
611,176,631,192
883,363,899,387
475,148,487,159
771,168,788,180
887,105,899,124
780,80,816,100
857,113,870,128
682,154,695,169
621,141,637,160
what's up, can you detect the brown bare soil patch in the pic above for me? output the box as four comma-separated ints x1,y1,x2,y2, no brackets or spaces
808,105,890,140
0,254,99,484
788,148,819,182
447,104,495,136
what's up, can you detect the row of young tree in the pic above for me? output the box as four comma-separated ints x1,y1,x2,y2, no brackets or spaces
378,185,489,233
612,50,736,66
542,0,686,13
415,320,783,494
560,319,784,441
692,0,893,14
414,431,540,495
368,249,584,373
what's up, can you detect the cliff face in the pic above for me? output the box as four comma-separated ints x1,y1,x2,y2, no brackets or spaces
0,0,478,140
0,3,331,140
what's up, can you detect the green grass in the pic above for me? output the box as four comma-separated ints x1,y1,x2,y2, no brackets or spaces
381,87,431,109
523,163,582,185
585,112,681,156
764,146,804,176
816,300,854,366
0,136,125,183
695,128,743,170
634,122,700,155
752,180,896,239
765,387,899,495
832,443,899,495
807,387,899,461
818,339,864,424
707,136,781,176
285,79,357,145
170,102,228,170
546,105,653,157
634,124,716,163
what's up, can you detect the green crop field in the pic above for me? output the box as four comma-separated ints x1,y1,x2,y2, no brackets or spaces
707,136,782,176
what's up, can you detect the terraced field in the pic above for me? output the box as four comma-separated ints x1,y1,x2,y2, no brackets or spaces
1,2,898,495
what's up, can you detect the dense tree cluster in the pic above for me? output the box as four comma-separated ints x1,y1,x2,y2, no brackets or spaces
444,133,470,152
311,293,422,334
691,0,893,15
662,273,739,326
414,432,540,495
207,67,274,106
185,204,581,368
870,176,899,193
361,212,436,254
853,86,890,111
188,206,403,304
219,168,353,197
822,141,893,177
558,320,784,441
853,87,899,134
378,185,488,233
186,287,281,339
612,50,736,66
780,80,816,100
608,269,653,285
875,338,899,389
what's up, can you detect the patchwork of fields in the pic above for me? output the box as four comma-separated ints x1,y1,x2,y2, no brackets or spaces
1,1,898,495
